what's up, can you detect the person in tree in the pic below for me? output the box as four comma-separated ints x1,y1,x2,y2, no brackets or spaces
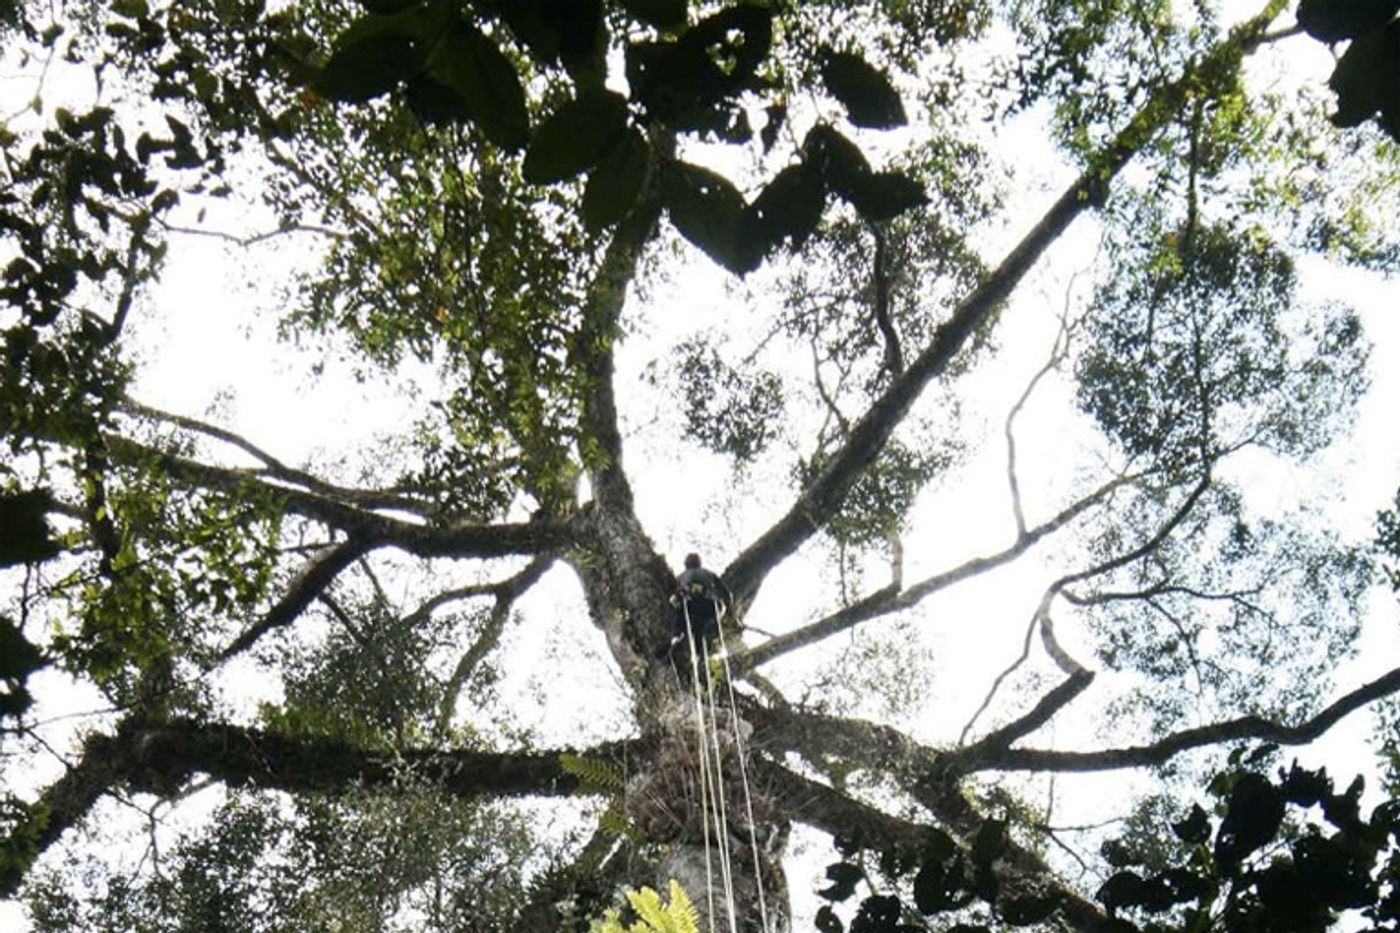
659,553,733,682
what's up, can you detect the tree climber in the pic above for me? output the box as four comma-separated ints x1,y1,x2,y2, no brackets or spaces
657,553,733,682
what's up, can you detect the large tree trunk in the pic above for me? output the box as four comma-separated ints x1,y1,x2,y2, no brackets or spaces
628,693,791,933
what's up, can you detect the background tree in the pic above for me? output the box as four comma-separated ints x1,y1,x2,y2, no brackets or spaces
2,0,1399,931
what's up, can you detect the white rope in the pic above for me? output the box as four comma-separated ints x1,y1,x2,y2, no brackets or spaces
681,598,721,933
716,622,772,933
702,642,740,930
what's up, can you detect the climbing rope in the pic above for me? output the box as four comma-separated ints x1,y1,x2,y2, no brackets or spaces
679,595,773,933
716,622,773,933
681,598,723,933
683,596,739,930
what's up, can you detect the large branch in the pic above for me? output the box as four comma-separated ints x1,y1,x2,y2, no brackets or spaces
218,538,372,660
571,145,666,512
102,433,571,557
118,399,430,515
2,715,635,897
970,664,1400,773
722,9,1284,610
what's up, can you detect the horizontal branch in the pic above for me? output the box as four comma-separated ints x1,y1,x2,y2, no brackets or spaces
976,664,1400,773
2,715,635,897
118,400,429,515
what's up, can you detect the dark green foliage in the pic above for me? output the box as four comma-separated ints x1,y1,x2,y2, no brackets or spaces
620,0,687,30
523,90,630,185
815,761,1400,932
583,129,651,230
1077,211,1366,472
662,161,763,275
1091,760,1400,932
420,23,530,149
0,798,48,897
1380,487,1400,593
0,616,46,720
821,48,908,128
0,489,60,566
1327,20,1400,139
751,163,826,251
1298,0,1400,42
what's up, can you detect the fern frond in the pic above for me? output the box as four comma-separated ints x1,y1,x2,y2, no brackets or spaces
560,752,625,793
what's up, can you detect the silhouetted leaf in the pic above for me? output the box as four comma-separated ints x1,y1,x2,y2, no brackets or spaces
821,48,907,128
972,819,1008,868
314,5,441,102
620,0,686,30
0,491,59,567
0,616,44,681
912,853,967,914
662,161,762,274
1281,762,1334,807
523,90,629,184
1215,772,1285,865
1327,20,1400,140
760,102,786,152
582,129,650,230
1098,870,1148,911
1172,804,1211,844
358,0,422,13
849,171,927,221
627,5,772,123
818,861,864,902
423,23,529,149
804,124,872,200
816,904,844,933
1298,0,1400,42
850,894,902,933
751,162,825,250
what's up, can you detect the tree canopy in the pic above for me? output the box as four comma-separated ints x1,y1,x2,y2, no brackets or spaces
2,0,1400,931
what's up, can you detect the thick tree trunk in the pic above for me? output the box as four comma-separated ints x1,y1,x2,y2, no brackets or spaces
627,694,790,933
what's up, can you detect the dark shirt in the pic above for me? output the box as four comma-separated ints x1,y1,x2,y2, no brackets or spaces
677,566,731,609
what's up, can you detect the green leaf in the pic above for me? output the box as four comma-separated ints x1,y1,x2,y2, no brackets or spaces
848,171,928,221
803,124,872,201
522,89,629,185
821,48,907,129
662,161,762,275
1298,0,1400,42
620,0,687,30
582,129,651,230
0,490,60,567
314,34,422,102
424,23,529,150
313,2,448,103
751,162,825,250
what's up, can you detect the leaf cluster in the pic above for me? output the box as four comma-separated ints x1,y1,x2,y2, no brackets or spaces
1096,754,1400,933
